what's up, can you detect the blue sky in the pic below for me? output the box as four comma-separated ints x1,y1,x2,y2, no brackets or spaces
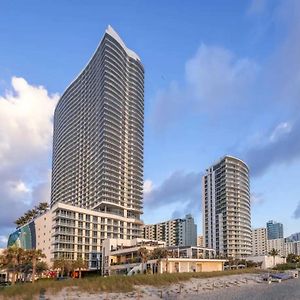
0,0,300,247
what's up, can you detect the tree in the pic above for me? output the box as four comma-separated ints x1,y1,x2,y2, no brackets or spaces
72,258,87,278
151,248,168,260
53,258,71,277
150,248,169,273
269,248,280,267
36,261,49,275
35,202,49,215
287,253,297,263
26,249,46,283
1,246,23,285
14,203,49,230
23,209,37,223
138,247,149,274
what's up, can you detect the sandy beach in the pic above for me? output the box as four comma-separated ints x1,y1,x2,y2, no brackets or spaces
43,273,300,300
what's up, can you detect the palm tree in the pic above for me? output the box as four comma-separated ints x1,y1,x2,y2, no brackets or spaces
26,249,46,283
36,261,48,276
14,216,27,228
151,248,168,273
14,218,21,227
72,257,87,278
53,258,71,278
0,252,9,282
35,202,49,215
138,247,149,273
269,248,280,267
1,246,22,284
23,209,38,223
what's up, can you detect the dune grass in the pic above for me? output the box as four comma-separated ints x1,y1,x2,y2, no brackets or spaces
0,268,264,300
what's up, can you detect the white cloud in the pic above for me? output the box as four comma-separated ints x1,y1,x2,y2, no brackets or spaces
13,181,31,194
0,235,8,246
185,44,259,110
151,44,259,130
0,77,59,170
143,179,154,195
250,192,265,205
0,77,58,230
269,122,292,142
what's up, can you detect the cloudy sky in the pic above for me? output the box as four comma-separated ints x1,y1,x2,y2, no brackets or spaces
0,0,300,247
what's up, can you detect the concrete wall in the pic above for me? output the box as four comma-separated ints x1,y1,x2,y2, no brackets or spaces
35,210,52,266
247,255,286,269
159,259,224,274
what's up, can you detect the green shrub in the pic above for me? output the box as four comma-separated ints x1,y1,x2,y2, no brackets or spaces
0,268,264,299
273,263,297,270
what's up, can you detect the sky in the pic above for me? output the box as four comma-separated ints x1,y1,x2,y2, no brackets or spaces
0,0,300,247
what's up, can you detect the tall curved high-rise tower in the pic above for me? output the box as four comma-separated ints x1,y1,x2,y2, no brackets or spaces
202,156,252,258
51,25,144,222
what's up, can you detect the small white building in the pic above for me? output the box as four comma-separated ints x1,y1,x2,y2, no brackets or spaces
247,255,286,269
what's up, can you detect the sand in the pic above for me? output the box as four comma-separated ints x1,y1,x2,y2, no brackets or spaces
43,273,299,300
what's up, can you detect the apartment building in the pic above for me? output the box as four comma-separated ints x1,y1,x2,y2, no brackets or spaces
52,203,142,264
267,238,285,256
50,25,144,262
197,235,204,247
266,220,284,240
267,238,300,257
252,228,267,256
143,214,197,247
202,155,252,258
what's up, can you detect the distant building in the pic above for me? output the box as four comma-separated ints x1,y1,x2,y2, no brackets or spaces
252,228,267,256
284,240,300,256
7,210,52,266
286,232,300,242
266,237,300,257
267,238,285,256
266,220,283,240
143,214,197,247
202,155,252,258
197,235,204,247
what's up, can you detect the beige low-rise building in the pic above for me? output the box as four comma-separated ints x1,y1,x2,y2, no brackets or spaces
157,258,225,273
103,238,225,276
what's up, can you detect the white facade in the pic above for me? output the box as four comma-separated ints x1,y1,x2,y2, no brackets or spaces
50,25,143,231
267,238,285,256
267,238,300,257
202,156,252,258
252,228,267,256
197,235,204,247
52,202,143,262
144,214,197,247
285,241,300,256
49,26,144,262
35,210,52,266
247,255,286,269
